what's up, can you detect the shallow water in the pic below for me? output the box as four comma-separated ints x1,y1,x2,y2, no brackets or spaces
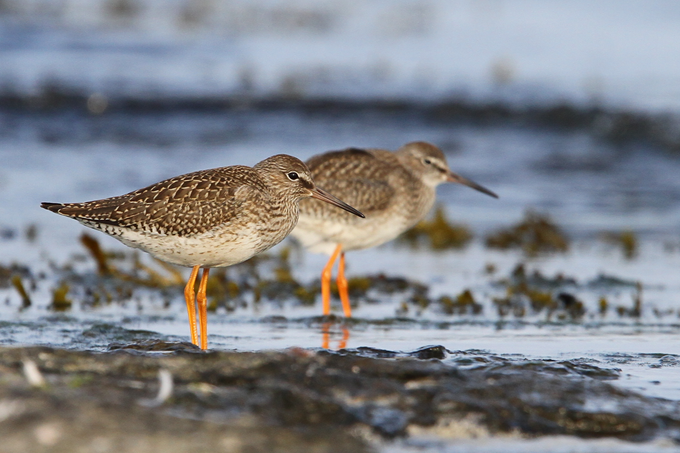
2,2,680,450
4,0,680,111
2,106,680,450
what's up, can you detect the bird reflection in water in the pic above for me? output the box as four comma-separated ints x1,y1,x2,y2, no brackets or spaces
321,322,350,350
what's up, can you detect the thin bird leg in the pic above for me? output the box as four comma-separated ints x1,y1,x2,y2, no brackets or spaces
337,251,352,317
196,268,210,350
184,265,200,346
321,244,342,315
321,322,331,349
338,326,350,350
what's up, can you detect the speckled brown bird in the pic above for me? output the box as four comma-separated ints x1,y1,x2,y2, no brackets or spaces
41,154,364,350
291,141,498,317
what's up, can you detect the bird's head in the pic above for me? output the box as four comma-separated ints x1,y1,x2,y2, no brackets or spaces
396,142,498,198
255,155,365,217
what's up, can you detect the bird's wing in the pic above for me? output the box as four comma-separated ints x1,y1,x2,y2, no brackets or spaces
302,148,399,217
44,166,268,236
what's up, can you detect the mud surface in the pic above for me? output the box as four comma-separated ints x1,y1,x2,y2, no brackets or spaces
3,205,680,452
1,344,680,452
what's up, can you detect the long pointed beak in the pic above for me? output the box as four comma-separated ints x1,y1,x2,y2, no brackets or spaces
311,187,365,218
447,171,499,198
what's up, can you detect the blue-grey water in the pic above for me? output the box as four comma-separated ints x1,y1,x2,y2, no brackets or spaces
2,1,680,451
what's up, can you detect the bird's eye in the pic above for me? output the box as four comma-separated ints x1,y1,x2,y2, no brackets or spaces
287,171,300,181
423,158,432,165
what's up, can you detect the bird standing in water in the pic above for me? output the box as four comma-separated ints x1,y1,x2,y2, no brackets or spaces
42,154,364,350
291,141,498,317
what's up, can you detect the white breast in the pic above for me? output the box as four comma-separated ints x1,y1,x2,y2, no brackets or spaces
88,222,269,268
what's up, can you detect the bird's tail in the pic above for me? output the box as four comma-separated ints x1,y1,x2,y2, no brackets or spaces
41,202,66,213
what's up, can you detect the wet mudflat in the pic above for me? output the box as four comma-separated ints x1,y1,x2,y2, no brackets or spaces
2,85,680,453
2,204,680,451
2,342,680,453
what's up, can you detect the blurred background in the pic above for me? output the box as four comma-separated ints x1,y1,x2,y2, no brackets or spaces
4,3,680,449
3,0,680,108
2,0,680,330
1,0,680,241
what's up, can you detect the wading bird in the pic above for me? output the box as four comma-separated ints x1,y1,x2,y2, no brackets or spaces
42,154,364,349
291,142,497,317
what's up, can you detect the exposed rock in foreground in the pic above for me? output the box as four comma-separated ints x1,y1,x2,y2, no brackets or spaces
0,344,678,452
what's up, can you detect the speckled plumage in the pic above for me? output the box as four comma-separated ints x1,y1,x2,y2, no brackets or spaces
293,141,497,254
291,141,498,317
41,154,364,349
42,156,323,268
42,154,365,268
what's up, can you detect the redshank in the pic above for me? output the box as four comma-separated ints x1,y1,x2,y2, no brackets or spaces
291,141,498,317
41,154,364,350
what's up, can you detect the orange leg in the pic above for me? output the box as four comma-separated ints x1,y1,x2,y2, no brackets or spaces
337,252,352,318
321,244,342,315
320,324,350,350
196,268,210,350
338,326,350,350
321,322,330,349
184,265,200,346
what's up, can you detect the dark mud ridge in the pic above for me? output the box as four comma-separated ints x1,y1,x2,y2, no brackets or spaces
3,84,680,153
1,344,679,452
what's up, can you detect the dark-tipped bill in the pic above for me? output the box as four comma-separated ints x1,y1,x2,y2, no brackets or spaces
311,187,365,218
447,172,499,199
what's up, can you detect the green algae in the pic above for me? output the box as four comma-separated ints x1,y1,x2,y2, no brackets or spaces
492,264,585,321
485,210,569,256
399,205,473,250
11,274,31,309
437,289,483,315
51,282,72,311
601,230,639,259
